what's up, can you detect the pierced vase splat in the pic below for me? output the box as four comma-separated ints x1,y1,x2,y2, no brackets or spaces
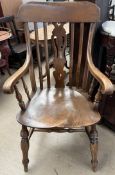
51,23,67,88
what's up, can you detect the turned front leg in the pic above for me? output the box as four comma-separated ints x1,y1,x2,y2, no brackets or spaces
20,125,29,172
89,125,98,172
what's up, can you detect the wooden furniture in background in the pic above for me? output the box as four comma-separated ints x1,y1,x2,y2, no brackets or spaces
97,1,115,131
0,16,35,68
0,29,11,74
0,16,27,67
3,2,114,172
99,30,115,130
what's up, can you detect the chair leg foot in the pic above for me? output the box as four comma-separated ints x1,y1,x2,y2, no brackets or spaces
90,145,98,172
20,125,29,172
89,125,98,172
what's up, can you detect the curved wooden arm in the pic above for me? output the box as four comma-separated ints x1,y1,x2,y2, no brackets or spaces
3,50,30,94
87,23,114,95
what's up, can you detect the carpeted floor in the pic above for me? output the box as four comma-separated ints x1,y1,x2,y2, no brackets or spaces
0,69,115,175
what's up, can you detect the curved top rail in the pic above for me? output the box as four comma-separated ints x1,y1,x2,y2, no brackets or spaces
17,1,100,22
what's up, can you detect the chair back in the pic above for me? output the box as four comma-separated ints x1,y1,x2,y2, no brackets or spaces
17,2,100,92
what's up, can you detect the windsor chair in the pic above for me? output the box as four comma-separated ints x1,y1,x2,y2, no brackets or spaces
3,2,114,172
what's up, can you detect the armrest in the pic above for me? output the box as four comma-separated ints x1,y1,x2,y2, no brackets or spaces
3,50,30,94
87,48,114,95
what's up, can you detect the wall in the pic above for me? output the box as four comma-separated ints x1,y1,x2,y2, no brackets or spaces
96,0,109,22
112,0,115,4
0,0,46,17
1,0,22,16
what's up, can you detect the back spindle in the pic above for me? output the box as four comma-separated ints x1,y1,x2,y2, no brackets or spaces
81,23,91,91
76,22,84,88
34,22,43,90
24,22,37,92
21,77,31,101
43,22,50,88
82,60,89,91
14,85,26,111
69,23,74,87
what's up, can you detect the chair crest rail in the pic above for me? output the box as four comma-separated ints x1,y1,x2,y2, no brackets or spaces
17,2,100,23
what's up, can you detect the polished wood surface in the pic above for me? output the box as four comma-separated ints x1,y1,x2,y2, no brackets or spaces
17,2,100,22
3,2,114,172
17,87,100,128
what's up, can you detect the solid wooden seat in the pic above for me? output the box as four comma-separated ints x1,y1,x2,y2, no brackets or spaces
17,87,101,128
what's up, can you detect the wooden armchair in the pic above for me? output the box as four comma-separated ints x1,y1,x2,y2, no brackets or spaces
3,2,114,172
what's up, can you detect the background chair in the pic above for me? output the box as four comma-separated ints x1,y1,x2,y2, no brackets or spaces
0,30,11,75
3,2,114,173
0,16,36,68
